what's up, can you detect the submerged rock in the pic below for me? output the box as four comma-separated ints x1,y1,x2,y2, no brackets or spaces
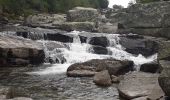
0,86,31,100
118,72,164,100
67,59,134,77
0,34,45,67
93,70,112,87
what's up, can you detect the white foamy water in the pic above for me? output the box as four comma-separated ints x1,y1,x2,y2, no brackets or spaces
29,31,157,75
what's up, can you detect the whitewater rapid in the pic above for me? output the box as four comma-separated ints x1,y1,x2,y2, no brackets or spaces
29,31,157,75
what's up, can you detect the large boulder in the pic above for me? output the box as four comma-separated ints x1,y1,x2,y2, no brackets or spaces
119,34,158,57
67,7,99,22
0,34,45,67
121,2,170,28
158,60,170,97
109,1,170,39
67,59,134,77
118,72,164,100
25,14,66,29
158,40,170,60
93,70,112,87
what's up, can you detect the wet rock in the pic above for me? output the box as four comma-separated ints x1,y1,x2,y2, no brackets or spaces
67,7,99,22
119,34,158,57
5,25,66,41
158,60,170,97
41,41,65,51
118,72,164,100
91,46,108,55
140,62,160,73
89,36,109,47
55,54,67,64
55,22,95,32
0,34,45,67
67,59,134,77
7,58,30,66
93,70,112,87
46,33,73,43
79,35,87,43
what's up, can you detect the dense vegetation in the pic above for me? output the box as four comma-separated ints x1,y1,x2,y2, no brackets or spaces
0,0,108,18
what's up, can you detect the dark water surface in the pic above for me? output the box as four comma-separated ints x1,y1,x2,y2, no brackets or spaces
0,66,119,100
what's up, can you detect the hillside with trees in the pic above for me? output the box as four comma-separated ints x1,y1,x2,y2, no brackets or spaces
0,0,108,18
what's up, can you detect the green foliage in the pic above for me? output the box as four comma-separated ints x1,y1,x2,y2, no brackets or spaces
0,0,109,17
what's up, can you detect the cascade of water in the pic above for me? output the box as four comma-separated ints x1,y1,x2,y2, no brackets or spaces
29,31,157,75
1,30,156,74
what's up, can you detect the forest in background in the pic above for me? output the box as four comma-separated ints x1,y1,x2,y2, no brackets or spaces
0,0,108,18
0,0,169,19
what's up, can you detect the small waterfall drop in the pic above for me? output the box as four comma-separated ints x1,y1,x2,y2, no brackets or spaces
29,31,157,75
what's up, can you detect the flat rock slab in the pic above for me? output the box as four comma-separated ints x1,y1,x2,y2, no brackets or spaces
0,34,45,66
118,72,164,100
67,59,134,77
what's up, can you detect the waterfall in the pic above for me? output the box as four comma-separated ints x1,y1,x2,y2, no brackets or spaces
28,31,157,75
0,30,157,74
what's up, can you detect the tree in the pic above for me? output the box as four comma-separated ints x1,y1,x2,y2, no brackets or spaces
98,0,109,9
0,0,109,18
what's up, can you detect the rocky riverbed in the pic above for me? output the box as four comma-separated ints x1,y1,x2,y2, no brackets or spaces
0,1,170,100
